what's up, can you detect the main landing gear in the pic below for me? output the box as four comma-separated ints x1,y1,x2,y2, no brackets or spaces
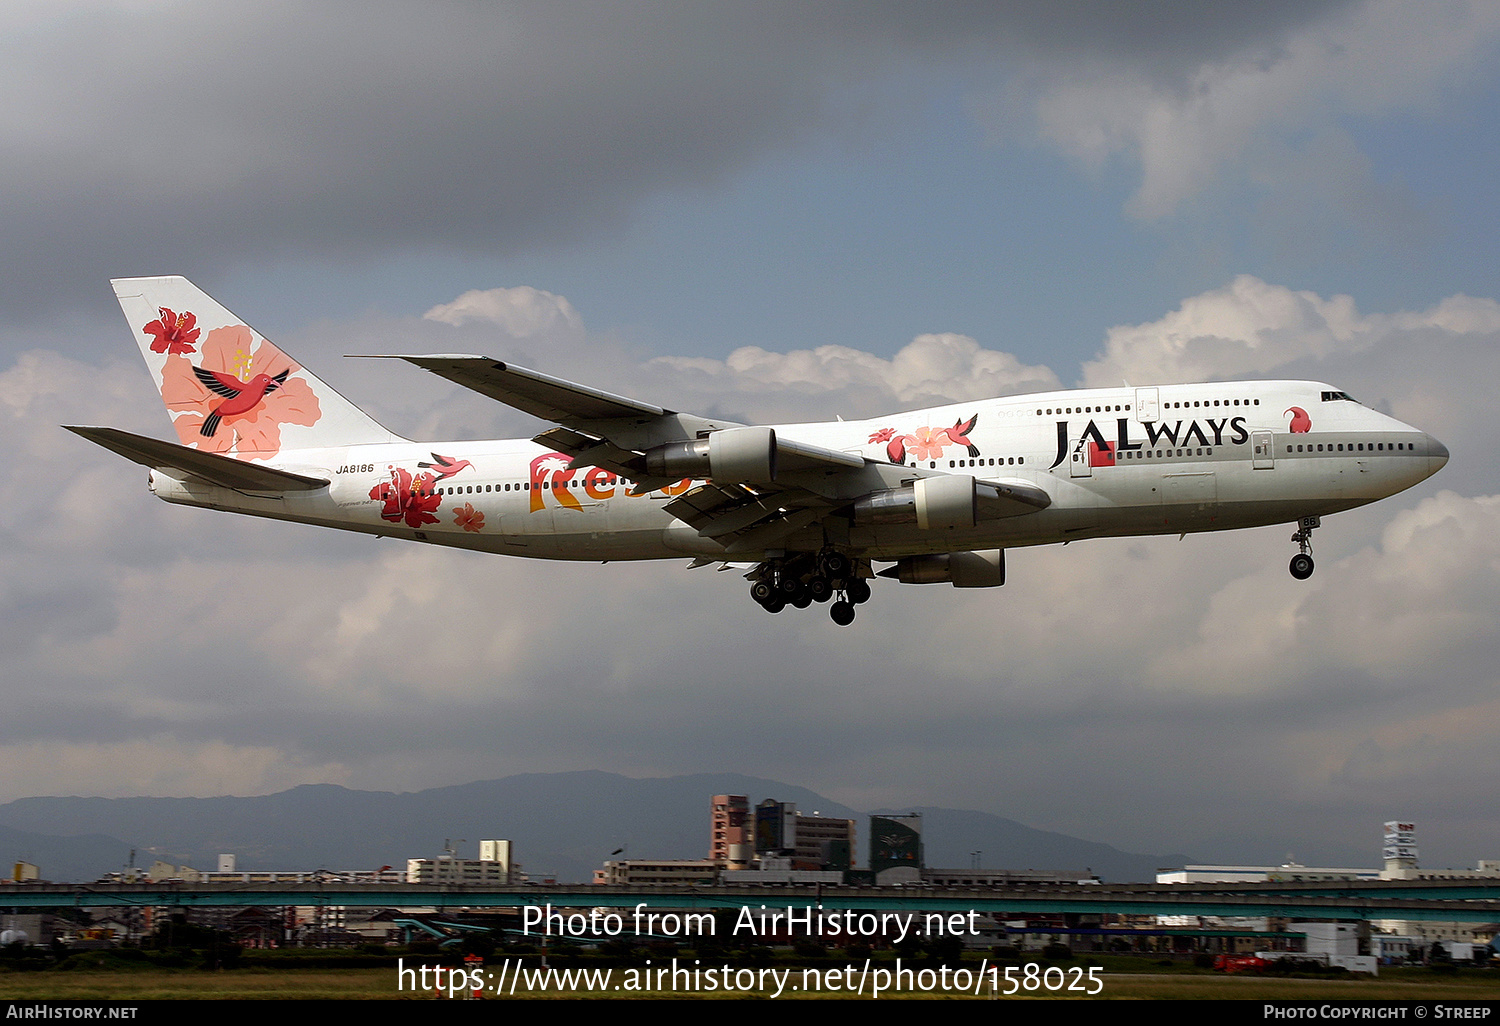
1289,515,1320,580
749,551,871,625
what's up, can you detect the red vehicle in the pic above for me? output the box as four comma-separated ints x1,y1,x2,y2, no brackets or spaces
1213,954,1271,974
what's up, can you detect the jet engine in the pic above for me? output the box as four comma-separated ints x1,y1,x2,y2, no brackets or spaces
878,549,1005,588
852,476,977,530
644,426,777,482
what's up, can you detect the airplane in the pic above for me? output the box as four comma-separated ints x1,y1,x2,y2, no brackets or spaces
67,276,1449,626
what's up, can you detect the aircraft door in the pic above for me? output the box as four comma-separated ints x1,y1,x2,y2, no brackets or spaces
1252,430,1275,470
1069,438,1092,478
1135,387,1159,423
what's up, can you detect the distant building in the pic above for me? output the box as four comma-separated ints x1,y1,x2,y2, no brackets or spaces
1382,821,1419,875
407,840,516,885
793,812,855,871
870,814,923,885
596,859,718,886
923,868,1099,887
755,800,797,855
1157,864,1379,884
710,795,751,870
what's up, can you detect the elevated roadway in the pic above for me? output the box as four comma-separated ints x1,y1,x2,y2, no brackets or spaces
4,879,1499,922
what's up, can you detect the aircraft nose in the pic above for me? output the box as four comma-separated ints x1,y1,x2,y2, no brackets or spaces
1428,434,1449,473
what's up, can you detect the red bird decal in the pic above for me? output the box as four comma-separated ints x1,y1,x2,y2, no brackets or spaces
946,414,980,457
193,366,290,438
1285,407,1312,433
417,453,474,481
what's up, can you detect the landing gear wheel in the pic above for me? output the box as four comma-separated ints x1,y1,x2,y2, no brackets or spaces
821,552,851,579
808,576,833,603
762,595,786,613
750,580,775,604
830,601,855,626
791,584,813,609
846,578,871,605
1289,515,1319,581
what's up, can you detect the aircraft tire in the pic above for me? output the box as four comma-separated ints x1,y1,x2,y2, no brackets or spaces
822,552,851,578
1289,553,1315,580
847,578,872,604
830,601,855,626
809,576,833,602
762,595,786,613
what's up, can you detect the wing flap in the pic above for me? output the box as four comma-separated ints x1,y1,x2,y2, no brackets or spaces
65,426,329,492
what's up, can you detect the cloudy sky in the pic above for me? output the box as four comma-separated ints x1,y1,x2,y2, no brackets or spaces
4,0,1499,870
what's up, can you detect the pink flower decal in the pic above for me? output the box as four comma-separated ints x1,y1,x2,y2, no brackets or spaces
370,467,442,528
874,414,980,463
453,502,485,533
143,308,201,354
159,326,321,457
905,426,950,462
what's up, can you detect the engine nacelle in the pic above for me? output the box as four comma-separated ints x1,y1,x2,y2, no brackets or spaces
880,549,1005,588
853,475,977,530
644,426,777,482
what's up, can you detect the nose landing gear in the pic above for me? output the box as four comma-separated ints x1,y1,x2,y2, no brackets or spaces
1289,516,1320,580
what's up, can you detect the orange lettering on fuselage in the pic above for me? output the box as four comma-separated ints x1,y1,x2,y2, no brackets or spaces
530,450,695,511
583,467,615,500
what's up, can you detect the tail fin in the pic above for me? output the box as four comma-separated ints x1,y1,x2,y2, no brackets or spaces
112,276,398,460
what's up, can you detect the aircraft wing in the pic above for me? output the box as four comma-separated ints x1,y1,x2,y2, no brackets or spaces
387,354,867,482
378,355,669,426
386,355,1050,550
65,426,330,492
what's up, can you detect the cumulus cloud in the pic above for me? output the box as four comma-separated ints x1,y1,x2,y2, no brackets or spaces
649,333,1061,422
1081,275,1367,386
1079,275,1500,498
424,287,583,338
1004,0,1500,218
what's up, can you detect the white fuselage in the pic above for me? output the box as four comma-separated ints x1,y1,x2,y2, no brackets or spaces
146,380,1448,563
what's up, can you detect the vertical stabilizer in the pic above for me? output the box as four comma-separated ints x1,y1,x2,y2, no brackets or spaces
112,276,398,460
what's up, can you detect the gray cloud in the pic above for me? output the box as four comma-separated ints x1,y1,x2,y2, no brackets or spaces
3,1,1358,321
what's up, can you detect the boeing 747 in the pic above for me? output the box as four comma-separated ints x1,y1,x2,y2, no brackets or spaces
68,276,1449,625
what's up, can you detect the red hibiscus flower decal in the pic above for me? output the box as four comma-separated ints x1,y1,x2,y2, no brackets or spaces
370,467,442,528
452,502,485,533
143,307,201,354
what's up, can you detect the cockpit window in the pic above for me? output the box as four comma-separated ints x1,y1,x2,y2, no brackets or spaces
1321,390,1358,403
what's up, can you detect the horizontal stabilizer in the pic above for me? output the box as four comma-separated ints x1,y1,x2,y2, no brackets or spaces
64,426,329,492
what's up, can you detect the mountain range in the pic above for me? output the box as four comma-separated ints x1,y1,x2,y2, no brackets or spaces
0,771,1190,883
